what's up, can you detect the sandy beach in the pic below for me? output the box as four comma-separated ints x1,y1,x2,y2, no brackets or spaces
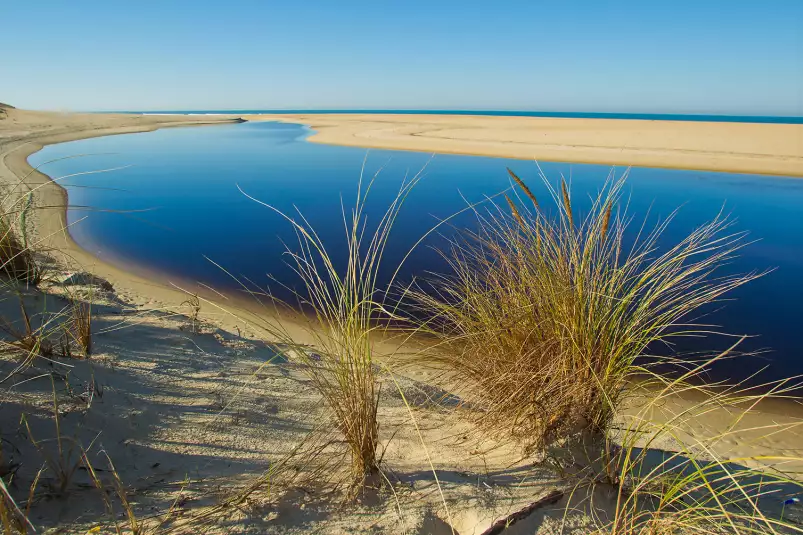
2,106,803,534
248,113,803,177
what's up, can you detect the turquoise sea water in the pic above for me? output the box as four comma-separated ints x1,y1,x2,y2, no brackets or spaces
118,109,803,125
29,121,803,384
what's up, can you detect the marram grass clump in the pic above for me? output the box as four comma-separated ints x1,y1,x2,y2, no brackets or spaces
237,166,425,491
0,203,40,285
412,168,759,452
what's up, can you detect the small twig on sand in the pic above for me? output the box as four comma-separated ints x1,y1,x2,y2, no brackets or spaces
479,489,564,535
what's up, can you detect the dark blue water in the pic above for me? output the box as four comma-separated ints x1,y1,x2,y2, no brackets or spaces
117,109,803,125
29,122,803,384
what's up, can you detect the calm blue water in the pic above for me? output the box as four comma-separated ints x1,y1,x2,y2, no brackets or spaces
29,122,803,384
117,109,803,125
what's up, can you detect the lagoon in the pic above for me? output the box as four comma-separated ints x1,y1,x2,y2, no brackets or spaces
29,121,803,383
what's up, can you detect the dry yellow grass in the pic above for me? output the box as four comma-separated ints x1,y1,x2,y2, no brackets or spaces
411,168,759,452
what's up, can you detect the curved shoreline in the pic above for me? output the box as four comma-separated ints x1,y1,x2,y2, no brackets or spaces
4,109,803,324
4,108,803,332
0,110,264,333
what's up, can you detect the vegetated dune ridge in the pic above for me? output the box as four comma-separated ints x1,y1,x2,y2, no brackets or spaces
248,112,803,177
0,107,801,534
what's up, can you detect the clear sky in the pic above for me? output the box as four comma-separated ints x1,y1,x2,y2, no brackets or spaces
2,1,801,115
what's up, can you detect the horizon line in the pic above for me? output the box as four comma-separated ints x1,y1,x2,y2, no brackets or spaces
88,108,803,125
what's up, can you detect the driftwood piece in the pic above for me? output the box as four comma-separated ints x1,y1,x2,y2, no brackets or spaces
479,489,565,535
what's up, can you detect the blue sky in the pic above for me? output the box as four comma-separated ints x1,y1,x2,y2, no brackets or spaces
2,1,801,115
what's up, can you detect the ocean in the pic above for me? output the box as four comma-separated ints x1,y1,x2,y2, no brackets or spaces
110,109,803,125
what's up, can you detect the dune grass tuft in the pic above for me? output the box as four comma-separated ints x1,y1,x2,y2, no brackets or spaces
412,168,760,452
236,165,424,490
180,293,201,333
66,296,92,357
0,208,40,286
0,294,55,367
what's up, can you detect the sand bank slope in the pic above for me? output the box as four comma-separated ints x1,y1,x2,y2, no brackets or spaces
248,113,803,177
